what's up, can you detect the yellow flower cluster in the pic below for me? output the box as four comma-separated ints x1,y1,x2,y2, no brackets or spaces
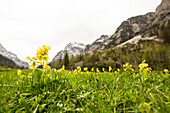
36,44,51,61
26,44,51,69
123,62,134,72
139,60,148,70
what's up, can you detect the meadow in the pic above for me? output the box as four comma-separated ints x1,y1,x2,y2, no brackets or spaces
0,45,169,113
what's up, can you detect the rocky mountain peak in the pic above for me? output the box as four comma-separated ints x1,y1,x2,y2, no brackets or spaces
153,0,170,25
85,35,110,52
53,42,86,62
64,42,86,51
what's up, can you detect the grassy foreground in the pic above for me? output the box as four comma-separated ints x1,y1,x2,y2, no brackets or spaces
0,45,169,112
0,65,169,113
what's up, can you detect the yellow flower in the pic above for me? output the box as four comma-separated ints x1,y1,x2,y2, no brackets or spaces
123,62,129,67
30,64,33,68
17,70,22,75
62,65,65,70
114,71,118,74
41,47,47,53
43,55,49,61
139,60,148,70
37,48,43,55
26,56,30,60
91,68,94,72
77,66,81,72
37,54,43,61
102,68,105,72
21,75,25,78
109,66,112,72
43,44,51,50
164,69,169,73
146,67,152,72
84,67,88,71
96,68,100,73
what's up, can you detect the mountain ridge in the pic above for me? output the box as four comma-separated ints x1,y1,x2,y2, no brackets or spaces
0,43,29,68
52,42,86,62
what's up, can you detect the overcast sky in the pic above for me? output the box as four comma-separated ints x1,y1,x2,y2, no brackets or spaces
0,0,161,62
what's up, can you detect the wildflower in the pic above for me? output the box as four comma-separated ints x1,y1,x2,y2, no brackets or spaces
114,71,118,74
41,46,47,53
91,68,94,72
146,67,152,72
62,65,65,70
21,75,25,78
102,68,105,72
123,62,129,67
43,44,51,50
74,69,77,73
164,69,169,73
139,60,148,70
84,67,88,71
77,66,81,72
109,66,112,72
26,56,30,60
43,55,49,61
96,68,100,73
17,70,22,75
37,48,43,55
36,54,43,61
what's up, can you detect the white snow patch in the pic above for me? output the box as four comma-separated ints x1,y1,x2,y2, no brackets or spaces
117,35,158,47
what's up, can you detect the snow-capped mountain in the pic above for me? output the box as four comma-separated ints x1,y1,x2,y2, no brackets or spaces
85,35,110,52
0,43,29,68
53,42,86,61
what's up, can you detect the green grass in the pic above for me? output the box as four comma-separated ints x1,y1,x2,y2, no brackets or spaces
0,66,169,113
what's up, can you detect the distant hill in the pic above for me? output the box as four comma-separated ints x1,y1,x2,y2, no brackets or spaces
0,54,18,68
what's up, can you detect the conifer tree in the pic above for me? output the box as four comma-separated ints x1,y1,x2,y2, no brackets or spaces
63,52,69,69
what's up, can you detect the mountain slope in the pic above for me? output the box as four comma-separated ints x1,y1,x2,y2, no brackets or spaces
85,35,110,52
85,12,155,52
0,43,29,68
0,54,18,68
52,42,86,62
86,0,170,52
